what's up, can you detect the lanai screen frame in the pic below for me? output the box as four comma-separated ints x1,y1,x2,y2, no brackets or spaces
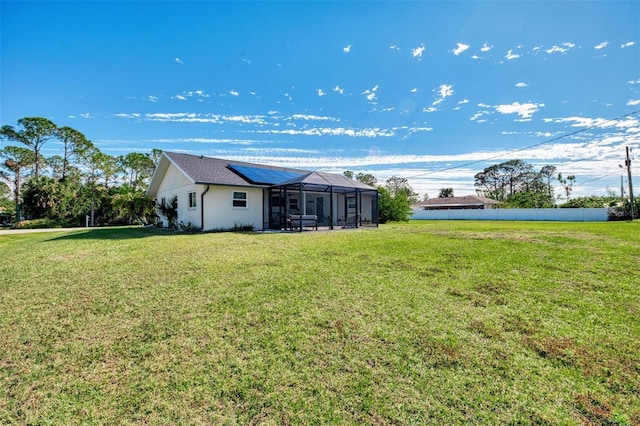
269,178,379,231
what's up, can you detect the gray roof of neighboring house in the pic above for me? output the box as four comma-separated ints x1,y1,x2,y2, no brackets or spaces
412,195,500,208
147,152,376,197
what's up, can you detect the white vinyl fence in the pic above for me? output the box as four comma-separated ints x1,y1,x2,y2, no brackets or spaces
412,208,609,222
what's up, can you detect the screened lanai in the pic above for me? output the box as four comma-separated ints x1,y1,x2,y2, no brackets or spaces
268,171,379,231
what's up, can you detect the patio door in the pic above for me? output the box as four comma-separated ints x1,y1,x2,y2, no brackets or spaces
306,194,328,225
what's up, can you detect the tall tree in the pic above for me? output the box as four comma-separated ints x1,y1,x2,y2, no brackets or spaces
356,172,377,187
119,152,155,189
0,146,35,220
557,173,576,201
385,176,419,203
438,188,454,198
55,126,90,180
0,117,57,177
475,160,557,207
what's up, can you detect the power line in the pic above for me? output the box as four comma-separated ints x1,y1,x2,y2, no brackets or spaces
406,108,640,180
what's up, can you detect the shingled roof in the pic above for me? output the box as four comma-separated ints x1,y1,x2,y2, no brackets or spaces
147,152,374,197
412,195,500,209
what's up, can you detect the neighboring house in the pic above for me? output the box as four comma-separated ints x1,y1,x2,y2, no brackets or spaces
412,195,500,211
146,152,379,231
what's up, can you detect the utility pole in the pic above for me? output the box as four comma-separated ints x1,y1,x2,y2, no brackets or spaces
626,146,634,220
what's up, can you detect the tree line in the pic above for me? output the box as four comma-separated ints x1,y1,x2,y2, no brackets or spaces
0,117,158,227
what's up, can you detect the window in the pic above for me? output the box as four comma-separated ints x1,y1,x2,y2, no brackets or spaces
188,191,196,209
232,191,247,208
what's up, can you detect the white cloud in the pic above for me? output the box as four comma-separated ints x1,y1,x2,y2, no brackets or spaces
148,138,257,146
412,44,426,59
410,88,418,93
515,82,528,88
505,50,520,60
471,55,481,60
114,113,140,119
176,95,187,101
229,90,239,96
621,41,636,48
252,127,395,138
389,45,400,50
480,43,492,52
148,96,159,103
362,85,379,103
290,114,338,121
452,43,470,55
79,113,95,119
453,99,469,111
142,112,267,125
546,43,574,54
495,102,543,119
432,84,454,106
333,85,344,95
343,45,351,53
626,99,640,106
423,107,437,113
175,57,184,64
317,89,326,97
594,41,609,50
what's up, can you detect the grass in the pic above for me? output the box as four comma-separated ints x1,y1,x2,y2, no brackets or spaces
1,221,639,424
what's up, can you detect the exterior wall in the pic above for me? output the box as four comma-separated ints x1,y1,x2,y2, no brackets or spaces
155,162,200,228
155,162,265,230
412,208,609,222
202,186,264,231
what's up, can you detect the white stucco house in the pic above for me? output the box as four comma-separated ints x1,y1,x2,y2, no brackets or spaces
146,152,380,231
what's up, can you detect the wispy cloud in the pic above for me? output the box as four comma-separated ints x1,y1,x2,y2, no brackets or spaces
452,99,469,111
389,45,400,51
317,89,326,97
410,88,418,93
515,82,528,88
480,43,492,52
452,43,470,55
594,41,609,50
175,57,184,64
621,41,636,48
175,95,187,101
148,96,159,103
229,90,239,97
250,127,395,138
505,50,520,60
546,42,575,54
333,85,344,95
361,85,379,104
141,112,267,125
289,114,338,122
627,99,640,106
432,84,454,106
343,44,351,53
412,44,426,59
148,138,257,146
494,102,544,119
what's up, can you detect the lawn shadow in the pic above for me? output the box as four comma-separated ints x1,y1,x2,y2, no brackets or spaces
45,226,176,241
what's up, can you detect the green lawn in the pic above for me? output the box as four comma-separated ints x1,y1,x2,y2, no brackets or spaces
1,221,638,424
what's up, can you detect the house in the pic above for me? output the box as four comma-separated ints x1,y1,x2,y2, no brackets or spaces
146,152,379,231
412,195,500,211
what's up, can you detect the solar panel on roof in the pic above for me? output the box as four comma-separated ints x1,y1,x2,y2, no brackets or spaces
228,164,305,185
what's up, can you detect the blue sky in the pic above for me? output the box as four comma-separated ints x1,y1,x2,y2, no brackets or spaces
2,1,639,199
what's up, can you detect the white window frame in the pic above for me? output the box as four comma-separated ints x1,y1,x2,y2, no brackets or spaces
188,191,197,209
232,191,248,209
